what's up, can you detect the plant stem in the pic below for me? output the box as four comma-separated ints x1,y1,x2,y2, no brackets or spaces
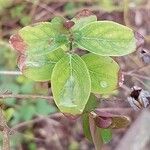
0,94,53,101
0,71,22,75
0,108,10,150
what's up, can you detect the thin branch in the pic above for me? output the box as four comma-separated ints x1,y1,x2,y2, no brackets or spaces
10,113,62,134
0,94,53,101
134,77,150,90
125,64,149,74
0,107,10,150
123,72,150,80
0,71,22,76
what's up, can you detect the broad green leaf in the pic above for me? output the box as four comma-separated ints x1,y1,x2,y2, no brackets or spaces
82,53,120,94
74,21,136,56
9,22,69,55
100,129,112,143
21,48,65,81
71,9,97,31
82,113,92,141
9,21,69,81
51,53,91,115
84,94,98,113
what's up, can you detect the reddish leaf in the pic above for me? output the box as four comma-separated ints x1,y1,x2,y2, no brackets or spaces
75,9,95,19
95,109,130,129
9,34,27,54
95,116,112,129
63,113,80,120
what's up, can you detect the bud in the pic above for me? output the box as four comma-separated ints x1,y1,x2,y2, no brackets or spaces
139,49,150,64
128,86,150,110
63,20,75,29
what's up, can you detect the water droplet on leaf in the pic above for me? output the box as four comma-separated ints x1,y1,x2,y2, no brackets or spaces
100,81,108,88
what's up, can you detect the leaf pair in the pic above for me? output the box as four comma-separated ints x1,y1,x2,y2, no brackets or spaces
9,20,69,81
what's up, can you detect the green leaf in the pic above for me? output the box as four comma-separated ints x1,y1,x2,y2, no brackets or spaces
82,53,120,94
51,53,91,115
84,94,98,113
100,129,112,143
10,22,69,55
20,104,36,121
4,108,15,121
71,9,97,31
35,99,56,115
51,16,66,30
74,21,136,56
21,48,65,81
9,21,68,81
82,113,92,141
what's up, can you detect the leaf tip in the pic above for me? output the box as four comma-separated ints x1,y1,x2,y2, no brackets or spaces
63,113,80,120
75,9,95,19
9,34,27,53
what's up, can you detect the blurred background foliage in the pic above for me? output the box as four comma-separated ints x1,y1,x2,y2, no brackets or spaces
0,0,150,150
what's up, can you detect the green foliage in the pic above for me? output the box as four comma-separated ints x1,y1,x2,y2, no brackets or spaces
9,9,136,148
10,10,136,115
97,0,123,12
10,4,31,26
4,108,15,122
84,94,98,113
51,53,91,115
74,21,136,56
11,99,56,125
100,129,112,143
82,113,92,141
22,48,65,81
0,0,12,12
71,10,97,31
82,53,120,94
18,22,69,55
35,99,57,115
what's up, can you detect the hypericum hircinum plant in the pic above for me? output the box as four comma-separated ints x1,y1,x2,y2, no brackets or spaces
9,9,137,148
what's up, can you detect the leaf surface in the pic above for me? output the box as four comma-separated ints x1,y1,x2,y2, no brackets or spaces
82,53,120,94
9,21,69,81
10,22,69,55
75,21,136,56
51,53,91,115
20,49,65,81
82,113,92,141
101,129,112,143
